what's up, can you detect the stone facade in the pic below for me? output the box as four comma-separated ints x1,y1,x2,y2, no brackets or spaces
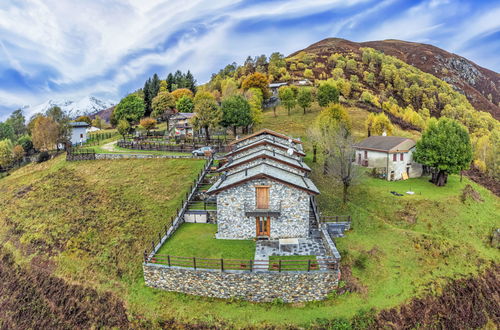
216,178,310,239
143,263,339,302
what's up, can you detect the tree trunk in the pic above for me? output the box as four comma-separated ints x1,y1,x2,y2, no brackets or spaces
204,126,210,144
287,107,290,116
342,183,349,204
434,170,448,186
313,145,317,163
367,128,371,137
303,107,306,115
232,126,237,137
323,156,328,175
273,107,277,117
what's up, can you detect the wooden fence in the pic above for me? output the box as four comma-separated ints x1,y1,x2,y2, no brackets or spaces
66,148,96,161
319,215,352,223
146,255,338,272
117,140,230,153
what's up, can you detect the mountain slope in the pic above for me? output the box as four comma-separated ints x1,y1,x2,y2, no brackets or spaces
27,96,115,119
294,38,500,119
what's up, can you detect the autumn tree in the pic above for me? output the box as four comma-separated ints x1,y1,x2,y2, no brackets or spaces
221,95,252,136
32,116,59,151
242,72,270,99
12,145,25,165
171,88,194,101
0,139,13,168
317,82,339,107
176,95,194,113
365,112,394,136
91,115,104,129
278,86,296,116
413,118,473,186
297,87,313,114
193,92,221,142
140,117,157,134
114,94,145,124
151,91,176,129
75,116,92,125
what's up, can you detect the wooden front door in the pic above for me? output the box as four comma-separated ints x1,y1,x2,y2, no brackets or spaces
256,216,270,237
255,186,270,209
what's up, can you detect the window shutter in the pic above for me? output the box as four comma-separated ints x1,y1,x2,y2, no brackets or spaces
393,154,397,161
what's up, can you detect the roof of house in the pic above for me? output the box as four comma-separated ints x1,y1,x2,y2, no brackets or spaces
207,162,319,195
225,137,306,157
353,136,416,152
172,112,195,119
70,121,90,127
229,129,302,146
269,82,288,88
219,148,311,172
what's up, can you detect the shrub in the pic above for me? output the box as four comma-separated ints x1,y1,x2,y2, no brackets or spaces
36,151,50,163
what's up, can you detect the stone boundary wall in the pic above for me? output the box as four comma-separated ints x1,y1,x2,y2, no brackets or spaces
320,224,341,259
143,263,339,302
94,153,206,160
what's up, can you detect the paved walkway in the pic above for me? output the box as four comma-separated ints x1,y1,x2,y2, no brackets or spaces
255,238,327,259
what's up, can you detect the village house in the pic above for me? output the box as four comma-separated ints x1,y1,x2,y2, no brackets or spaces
353,135,423,181
69,121,90,145
208,129,319,240
169,112,196,136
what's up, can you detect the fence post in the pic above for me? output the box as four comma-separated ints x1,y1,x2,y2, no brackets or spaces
158,233,161,242
249,260,253,272
167,255,171,267
143,250,148,262
279,260,282,272
308,259,311,272
220,258,224,272
151,241,155,252
193,257,196,270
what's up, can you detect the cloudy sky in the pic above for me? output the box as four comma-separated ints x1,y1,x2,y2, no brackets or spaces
0,0,499,119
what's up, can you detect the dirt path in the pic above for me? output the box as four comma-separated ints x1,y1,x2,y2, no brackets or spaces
101,141,119,152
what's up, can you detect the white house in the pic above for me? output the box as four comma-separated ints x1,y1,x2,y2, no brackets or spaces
170,112,196,136
353,136,423,181
69,122,91,145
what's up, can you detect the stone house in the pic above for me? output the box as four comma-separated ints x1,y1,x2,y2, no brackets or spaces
208,129,319,240
353,136,423,181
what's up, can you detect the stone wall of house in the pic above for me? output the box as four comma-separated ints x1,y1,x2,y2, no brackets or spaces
216,178,309,239
355,148,422,181
143,263,339,302
226,158,305,176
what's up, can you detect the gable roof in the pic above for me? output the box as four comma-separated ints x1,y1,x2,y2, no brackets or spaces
225,138,306,157
354,136,416,153
70,121,90,127
219,148,311,172
207,162,319,195
229,129,302,146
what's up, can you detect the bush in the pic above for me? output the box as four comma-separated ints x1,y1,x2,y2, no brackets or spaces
36,151,50,163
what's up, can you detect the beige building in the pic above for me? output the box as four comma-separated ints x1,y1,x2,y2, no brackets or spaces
354,136,423,181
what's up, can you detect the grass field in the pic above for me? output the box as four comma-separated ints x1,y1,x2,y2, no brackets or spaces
155,223,255,260
0,105,498,327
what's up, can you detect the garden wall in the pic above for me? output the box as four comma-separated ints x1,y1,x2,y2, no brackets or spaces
94,153,206,160
143,263,339,302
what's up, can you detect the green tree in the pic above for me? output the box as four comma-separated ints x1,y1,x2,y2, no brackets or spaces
221,95,253,136
303,69,314,80
278,86,296,116
193,92,221,142
297,87,313,114
245,88,263,125
117,120,131,140
365,112,394,136
151,91,176,128
114,94,145,124
17,135,33,153
0,139,13,168
413,118,473,186
0,122,15,141
91,115,104,129
5,109,26,138
176,95,194,113
317,82,339,107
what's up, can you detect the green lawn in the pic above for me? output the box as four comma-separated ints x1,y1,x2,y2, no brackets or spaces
155,223,255,260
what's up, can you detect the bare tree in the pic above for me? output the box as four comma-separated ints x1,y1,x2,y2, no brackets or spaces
323,126,361,204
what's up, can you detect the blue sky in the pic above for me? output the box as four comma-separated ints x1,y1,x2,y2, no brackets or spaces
0,0,499,119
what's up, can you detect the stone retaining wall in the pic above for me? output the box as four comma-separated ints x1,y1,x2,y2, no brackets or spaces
143,263,339,302
94,153,206,160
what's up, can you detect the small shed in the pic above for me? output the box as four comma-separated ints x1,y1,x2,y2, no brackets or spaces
69,122,91,146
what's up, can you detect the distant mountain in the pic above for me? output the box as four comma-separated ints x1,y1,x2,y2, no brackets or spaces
27,96,115,119
92,105,115,123
292,38,500,119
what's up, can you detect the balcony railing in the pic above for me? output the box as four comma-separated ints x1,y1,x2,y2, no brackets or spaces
244,202,281,217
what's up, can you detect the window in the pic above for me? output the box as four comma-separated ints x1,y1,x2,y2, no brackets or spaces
400,153,404,161
393,154,397,162
80,134,83,138
364,150,368,159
